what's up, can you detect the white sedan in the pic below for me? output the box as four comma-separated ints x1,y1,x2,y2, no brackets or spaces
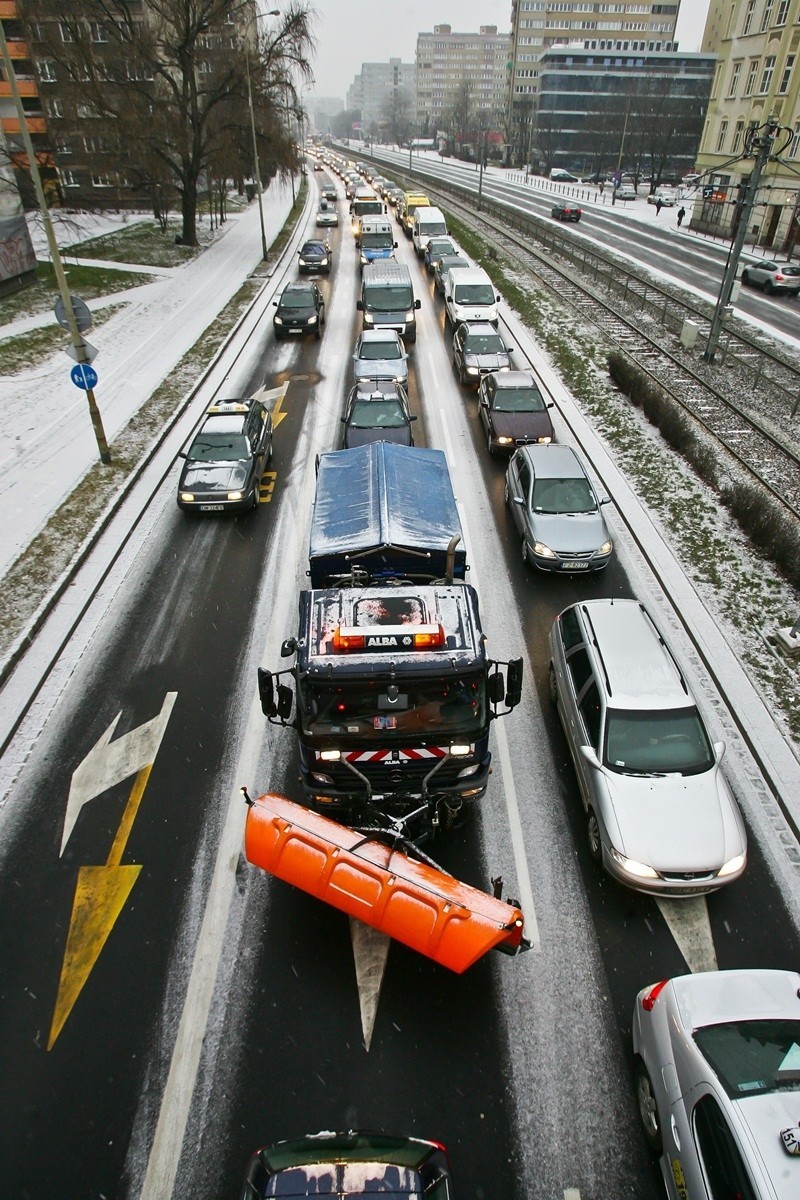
633,969,800,1200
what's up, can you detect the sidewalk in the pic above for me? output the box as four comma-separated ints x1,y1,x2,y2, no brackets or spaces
0,179,295,578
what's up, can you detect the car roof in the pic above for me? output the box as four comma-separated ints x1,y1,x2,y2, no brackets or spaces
462,322,502,338
358,329,402,344
668,969,800,1032
576,599,691,710
451,267,493,284
282,281,316,294
491,370,539,388
197,413,246,435
301,240,327,249
518,444,585,479
351,378,404,399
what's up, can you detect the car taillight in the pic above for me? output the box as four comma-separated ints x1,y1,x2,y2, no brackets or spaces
641,979,669,1012
775,273,785,281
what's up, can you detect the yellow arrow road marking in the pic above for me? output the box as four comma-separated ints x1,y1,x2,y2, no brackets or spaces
259,471,277,502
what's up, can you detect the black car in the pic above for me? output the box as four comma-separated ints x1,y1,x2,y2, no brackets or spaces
298,238,332,274
452,321,513,387
424,235,460,273
341,377,416,448
551,201,582,222
273,280,325,340
241,1132,454,1200
177,397,273,513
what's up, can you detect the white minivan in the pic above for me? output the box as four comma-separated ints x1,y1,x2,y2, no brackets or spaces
443,267,501,327
412,206,448,257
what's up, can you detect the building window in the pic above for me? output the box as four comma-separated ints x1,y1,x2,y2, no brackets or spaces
759,55,776,93
760,0,774,31
49,98,63,118
776,0,790,22
790,120,800,158
728,60,741,96
731,119,745,153
91,174,114,187
744,59,758,95
742,0,757,34
59,22,73,42
61,170,80,187
715,119,729,152
39,60,57,82
89,21,107,42
55,141,71,155
778,52,795,93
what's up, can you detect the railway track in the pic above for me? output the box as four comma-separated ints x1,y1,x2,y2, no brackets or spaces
380,160,800,524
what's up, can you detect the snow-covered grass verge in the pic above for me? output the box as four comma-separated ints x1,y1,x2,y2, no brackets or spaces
0,261,159,326
62,217,213,268
0,303,128,374
449,214,800,747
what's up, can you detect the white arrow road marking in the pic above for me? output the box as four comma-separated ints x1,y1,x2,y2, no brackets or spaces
61,692,177,856
252,381,289,405
655,897,718,974
349,918,391,1051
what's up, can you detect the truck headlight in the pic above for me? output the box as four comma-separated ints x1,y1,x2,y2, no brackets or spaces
404,311,414,321
533,542,557,558
609,847,659,879
457,763,481,778
310,772,334,784
227,491,243,501
449,744,471,757
319,749,341,761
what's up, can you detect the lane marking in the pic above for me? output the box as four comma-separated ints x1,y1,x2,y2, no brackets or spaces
349,918,391,1052
61,692,177,855
655,897,718,974
259,471,277,502
253,380,290,427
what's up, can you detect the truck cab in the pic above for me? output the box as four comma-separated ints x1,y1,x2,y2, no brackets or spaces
357,217,397,270
357,262,421,344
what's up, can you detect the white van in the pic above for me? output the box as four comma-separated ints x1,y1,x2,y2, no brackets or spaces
412,206,448,257
443,267,501,327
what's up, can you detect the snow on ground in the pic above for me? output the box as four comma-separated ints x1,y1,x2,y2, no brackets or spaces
0,179,295,578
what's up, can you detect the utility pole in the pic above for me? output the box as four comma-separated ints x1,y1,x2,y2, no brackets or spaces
704,117,779,362
0,19,111,463
245,48,269,260
478,128,487,210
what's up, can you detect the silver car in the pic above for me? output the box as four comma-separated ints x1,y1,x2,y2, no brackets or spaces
505,444,613,572
352,328,409,387
547,598,747,895
315,202,338,227
741,258,800,295
632,969,800,1200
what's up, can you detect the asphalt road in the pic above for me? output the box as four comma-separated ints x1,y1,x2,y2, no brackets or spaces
1,170,799,1200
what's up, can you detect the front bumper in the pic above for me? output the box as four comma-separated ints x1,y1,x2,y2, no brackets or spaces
601,843,745,896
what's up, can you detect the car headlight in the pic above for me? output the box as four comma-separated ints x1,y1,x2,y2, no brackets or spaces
360,254,368,264
307,315,317,324
227,491,243,501
537,436,553,444
598,540,613,555
466,366,480,376
364,313,374,323
533,542,557,558
320,258,328,266
274,316,283,325
717,852,746,877
496,435,513,445
298,258,306,265
609,847,659,879
180,492,195,502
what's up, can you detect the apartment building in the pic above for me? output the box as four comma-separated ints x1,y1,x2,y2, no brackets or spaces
347,58,415,136
415,24,512,131
693,0,800,251
0,0,59,204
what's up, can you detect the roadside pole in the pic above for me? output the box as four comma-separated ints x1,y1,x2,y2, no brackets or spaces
0,22,111,464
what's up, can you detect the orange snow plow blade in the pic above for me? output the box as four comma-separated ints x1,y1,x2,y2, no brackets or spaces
245,793,528,973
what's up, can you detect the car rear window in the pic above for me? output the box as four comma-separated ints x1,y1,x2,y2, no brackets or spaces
694,1020,800,1098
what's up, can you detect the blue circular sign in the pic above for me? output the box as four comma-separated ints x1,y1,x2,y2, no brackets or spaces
70,363,98,390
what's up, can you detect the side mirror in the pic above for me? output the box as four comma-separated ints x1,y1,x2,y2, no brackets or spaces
714,741,726,763
340,416,346,423
496,293,501,301
178,450,187,459
410,414,418,421
513,496,524,505
579,745,601,768
280,637,297,658
393,241,398,248
257,668,276,717
600,495,611,506
488,672,505,703
508,347,515,353
414,299,421,309
356,300,364,311
505,658,523,708
547,401,554,409
273,301,278,307
276,684,294,721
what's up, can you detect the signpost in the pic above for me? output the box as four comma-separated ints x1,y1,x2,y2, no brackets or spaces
70,363,99,390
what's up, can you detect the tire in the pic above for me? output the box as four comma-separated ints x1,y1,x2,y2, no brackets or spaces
741,269,750,285
521,537,529,564
548,665,558,706
251,486,260,512
634,1060,663,1153
503,480,510,506
587,808,602,863
459,363,467,386
765,281,775,295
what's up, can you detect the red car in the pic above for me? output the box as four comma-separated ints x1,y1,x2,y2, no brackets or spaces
551,202,581,222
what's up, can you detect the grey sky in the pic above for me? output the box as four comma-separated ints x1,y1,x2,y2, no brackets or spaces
306,0,712,102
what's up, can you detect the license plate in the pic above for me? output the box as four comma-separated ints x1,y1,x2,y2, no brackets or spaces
199,504,225,511
563,561,589,570
288,328,303,335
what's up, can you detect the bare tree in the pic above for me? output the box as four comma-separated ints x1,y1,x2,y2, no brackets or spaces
379,87,413,148
444,79,475,157
20,0,315,244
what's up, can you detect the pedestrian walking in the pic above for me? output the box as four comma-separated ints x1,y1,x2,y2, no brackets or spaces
599,180,605,195
677,206,686,228
655,198,663,215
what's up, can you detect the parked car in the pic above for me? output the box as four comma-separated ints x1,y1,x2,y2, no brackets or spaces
452,321,513,387
647,188,677,206
273,280,326,340
632,969,800,1200
741,258,800,295
241,1132,454,1200
551,201,582,222
505,444,613,572
477,370,555,455
615,184,638,201
550,168,580,182
547,598,747,895
315,202,338,227
434,253,473,295
424,235,461,273
177,397,273,514
298,238,332,274
352,328,409,386
341,377,416,448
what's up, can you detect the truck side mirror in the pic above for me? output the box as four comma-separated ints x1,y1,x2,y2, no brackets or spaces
276,684,294,721
505,658,523,709
357,300,364,311
393,242,398,248
414,299,421,309
258,668,276,717
488,672,505,703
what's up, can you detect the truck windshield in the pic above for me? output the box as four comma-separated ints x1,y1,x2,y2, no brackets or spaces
421,221,447,237
454,284,495,305
300,672,487,740
361,233,393,248
365,285,413,312
354,200,383,216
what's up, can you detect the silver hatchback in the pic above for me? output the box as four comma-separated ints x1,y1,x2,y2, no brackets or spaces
505,444,613,572
741,258,800,295
351,328,409,387
547,598,747,895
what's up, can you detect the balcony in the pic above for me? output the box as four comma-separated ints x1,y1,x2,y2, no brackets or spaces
0,79,37,97
2,115,46,133
0,1,20,15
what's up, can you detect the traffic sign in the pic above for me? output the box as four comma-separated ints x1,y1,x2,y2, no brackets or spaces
55,294,92,333
70,363,98,390
703,185,714,199
65,340,99,365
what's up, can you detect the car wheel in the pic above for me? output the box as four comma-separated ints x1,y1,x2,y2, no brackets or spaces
634,1060,663,1153
521,537,529,564
741,269,750,284
503,479,510,506
765,281,775,295
459,364,467,386
548,665,558,706
587,808,602,863
251,487,260,512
